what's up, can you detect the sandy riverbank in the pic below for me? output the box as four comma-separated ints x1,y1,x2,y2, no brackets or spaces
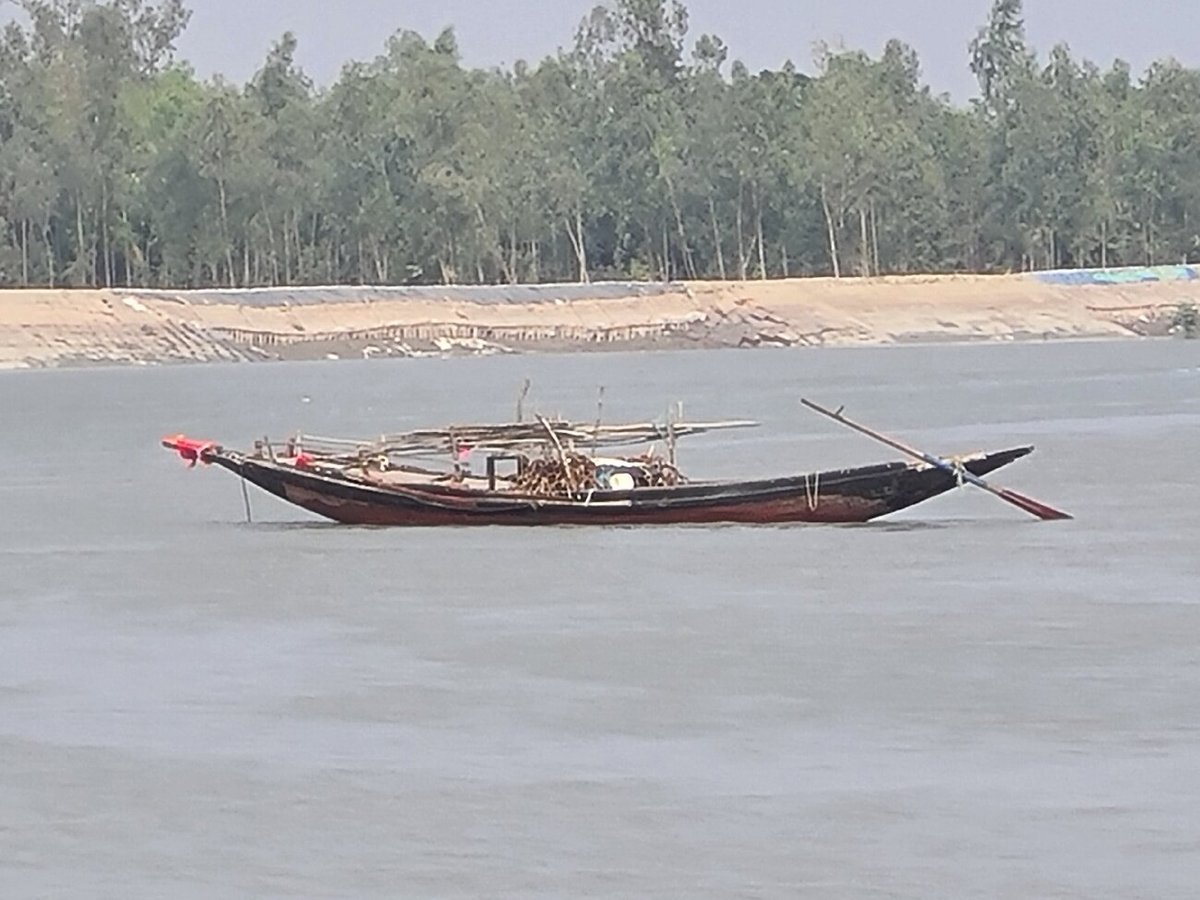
0,270,1194,369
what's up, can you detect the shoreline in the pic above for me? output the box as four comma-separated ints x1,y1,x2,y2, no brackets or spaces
0,333,1156,376
1,269,1194,370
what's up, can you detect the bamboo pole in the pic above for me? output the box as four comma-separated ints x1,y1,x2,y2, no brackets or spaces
537,415,576,494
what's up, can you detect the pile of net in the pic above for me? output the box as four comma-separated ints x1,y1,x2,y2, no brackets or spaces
627,454,685,487
511,452,685,496
513,454,598,495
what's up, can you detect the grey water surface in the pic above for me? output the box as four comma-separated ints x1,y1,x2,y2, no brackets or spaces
1,341,1198,899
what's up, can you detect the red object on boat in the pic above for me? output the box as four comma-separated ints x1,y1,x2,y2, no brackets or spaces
161,434,218,467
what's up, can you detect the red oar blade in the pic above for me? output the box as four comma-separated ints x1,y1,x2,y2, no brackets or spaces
994,487,1073,521
801,397,1073,522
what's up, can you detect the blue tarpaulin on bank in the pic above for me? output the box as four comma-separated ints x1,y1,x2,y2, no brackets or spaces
1033,265,1200,286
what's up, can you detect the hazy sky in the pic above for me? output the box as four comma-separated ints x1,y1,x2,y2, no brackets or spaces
6,1,1200,99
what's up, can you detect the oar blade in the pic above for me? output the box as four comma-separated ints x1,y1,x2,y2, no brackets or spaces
994,487,1074,521
802,397,1073,522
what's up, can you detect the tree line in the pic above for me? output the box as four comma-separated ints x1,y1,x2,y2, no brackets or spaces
1,0,1198,290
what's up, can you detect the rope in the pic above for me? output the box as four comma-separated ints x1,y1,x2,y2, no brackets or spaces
950,456,967,488
239,461,253,524
804,470,821,511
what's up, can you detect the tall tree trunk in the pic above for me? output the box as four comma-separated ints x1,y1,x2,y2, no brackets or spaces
870,200,881,275
370,236,385,282
90,204,100,285
821,182,841,279
755,186,767,280
284,210,294,284
217,176,235,287
565,208,589,283
262,201,279,284
859,207,871,277
662,222,671,282
735,181,748,280
118,208,133,286
20,218,29,285
75,193,87,286
282,209,292,285
708,196,726,280
100,180,111,287
143,228,152,287
508,223,518,284
474,203,504,285
663,171,695,279
293,210,304,282
44,211,55,288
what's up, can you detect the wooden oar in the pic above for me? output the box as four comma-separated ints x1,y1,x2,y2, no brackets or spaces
800,398,1073,521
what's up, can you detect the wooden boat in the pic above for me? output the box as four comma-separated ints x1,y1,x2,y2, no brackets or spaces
161,412,1051,526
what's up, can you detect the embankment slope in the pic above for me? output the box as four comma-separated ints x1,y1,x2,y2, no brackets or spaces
0,268,1193,369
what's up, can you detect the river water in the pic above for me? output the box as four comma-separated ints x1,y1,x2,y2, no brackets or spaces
1,341,1198,898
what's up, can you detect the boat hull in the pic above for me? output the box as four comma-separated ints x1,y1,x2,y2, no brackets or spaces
207,447,1035,526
